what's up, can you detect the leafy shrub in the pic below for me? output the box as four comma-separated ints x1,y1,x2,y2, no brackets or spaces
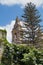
1,43,43,65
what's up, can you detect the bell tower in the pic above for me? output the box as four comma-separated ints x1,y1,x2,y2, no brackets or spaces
12,17,22,44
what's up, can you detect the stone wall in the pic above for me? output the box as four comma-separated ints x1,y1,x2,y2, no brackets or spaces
0,29,7,63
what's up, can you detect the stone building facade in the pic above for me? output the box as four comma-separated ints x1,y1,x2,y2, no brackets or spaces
0,29,7,47
0,29,6,40
12,17,43,48
0,29,7,63
12,17,23,44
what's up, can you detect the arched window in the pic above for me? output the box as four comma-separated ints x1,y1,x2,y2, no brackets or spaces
15,33,16,35
14,33,17,39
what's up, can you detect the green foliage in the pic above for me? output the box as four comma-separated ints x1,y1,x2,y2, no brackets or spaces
1,45,12,65
0,29,7,33
21,49,43,65
1,43,43,65
22,2,42,44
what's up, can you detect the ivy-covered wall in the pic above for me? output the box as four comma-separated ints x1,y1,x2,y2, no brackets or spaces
0,29,7,64
0,29,7,39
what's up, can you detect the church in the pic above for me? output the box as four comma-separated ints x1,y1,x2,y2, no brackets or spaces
12,17,43,48
12,17,25,44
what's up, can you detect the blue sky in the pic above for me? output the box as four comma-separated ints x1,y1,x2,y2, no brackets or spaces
0,4,23,26
0,0,43,42
0,0,43,26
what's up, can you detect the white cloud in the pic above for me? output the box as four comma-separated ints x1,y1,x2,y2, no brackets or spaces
0,20,15,43
0,0,43,7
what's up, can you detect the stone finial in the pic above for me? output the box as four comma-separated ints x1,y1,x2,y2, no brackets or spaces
16,16,20,23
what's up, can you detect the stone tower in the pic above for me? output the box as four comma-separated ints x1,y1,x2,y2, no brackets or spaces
12,17,23,44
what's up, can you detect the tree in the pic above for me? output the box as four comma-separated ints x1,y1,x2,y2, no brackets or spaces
22,2,41,46
1,43,43,65
1,42,12,65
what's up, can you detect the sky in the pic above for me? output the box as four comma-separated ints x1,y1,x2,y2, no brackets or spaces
0,0,43,43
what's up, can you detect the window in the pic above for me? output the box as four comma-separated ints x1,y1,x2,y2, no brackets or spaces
14,33,17,39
